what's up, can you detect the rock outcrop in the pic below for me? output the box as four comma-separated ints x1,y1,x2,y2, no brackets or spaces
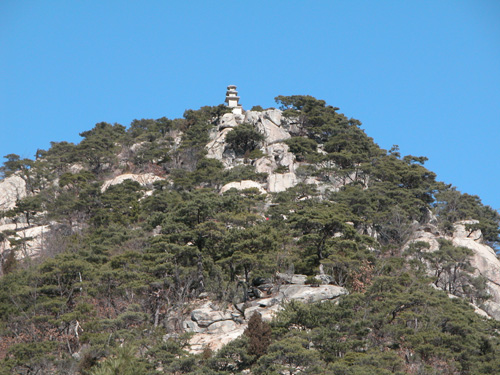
0,222,50,258
0,176,26,212
409,220,500,320
101,173,165,192
206,109,327,194
184,276,348,353
220,180,266,195
451,221,500,320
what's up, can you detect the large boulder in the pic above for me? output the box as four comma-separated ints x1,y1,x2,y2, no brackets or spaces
185,281,349,354
244,110,290,144
263,109,282,125
207,109,302,182
280,284,348,303
255,143,299,192
219,113,242,129
190,302,234,327
276,272,307,285
0,176,26,212
188,326,246,353
268,172,298,193
0,223,50,258
452,221,500,285
243,110,261,125
206,128,234,167
266,143,295,170
220,180,266,195
255,119,290,144
101,173,164,192
206,320,239,334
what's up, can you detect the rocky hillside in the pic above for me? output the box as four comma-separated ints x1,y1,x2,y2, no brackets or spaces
1,95,500,374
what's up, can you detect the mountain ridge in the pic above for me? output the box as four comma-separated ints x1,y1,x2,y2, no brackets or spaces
1,95,500,374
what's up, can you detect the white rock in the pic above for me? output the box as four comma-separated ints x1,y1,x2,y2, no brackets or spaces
483,300,500,320
188,327,245,353
1,224,50,258
186,283,349,353
268,172,298,193
276,272,307,284
265,143,295,169
254,157,274,175
410,221,500,320
219,113,239,129
183,319,206,333
206,128,233,166
243,111,261,125
191,302,234,327
255,119,291,144
0,176,26,211
473,305,491,319
453,220,482,241
244,304,282,322
69,164,85,173
408,229,441,252
243,110,290,144
256,297,280,308
101,173,164,192
206,320,239,334
263,109,282,125
220,180,266,195
130,142,148,153
0,223,19,232
280,284,348,303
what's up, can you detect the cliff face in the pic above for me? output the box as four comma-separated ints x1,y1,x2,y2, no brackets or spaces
207,109,344,194
206,109,297,193
410,220,500,319
0,175,26,213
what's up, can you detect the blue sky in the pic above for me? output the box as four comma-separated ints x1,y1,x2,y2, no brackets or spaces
1,1,499,210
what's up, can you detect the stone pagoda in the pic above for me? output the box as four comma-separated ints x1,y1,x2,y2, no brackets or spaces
225,85,243,115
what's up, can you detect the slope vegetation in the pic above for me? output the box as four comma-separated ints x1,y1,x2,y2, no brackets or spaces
0,96,499,374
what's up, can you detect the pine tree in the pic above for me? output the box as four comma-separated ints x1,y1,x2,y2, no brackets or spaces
244,312,272,357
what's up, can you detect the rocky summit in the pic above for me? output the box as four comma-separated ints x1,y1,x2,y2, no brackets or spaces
1,93,500,374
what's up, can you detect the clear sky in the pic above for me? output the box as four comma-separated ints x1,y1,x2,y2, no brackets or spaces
1,1,499,210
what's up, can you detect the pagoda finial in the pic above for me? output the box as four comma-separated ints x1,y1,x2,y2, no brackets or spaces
225,85,243,115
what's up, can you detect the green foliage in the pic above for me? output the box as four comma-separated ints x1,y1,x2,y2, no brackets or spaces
270,274,500,374
284,137,319,162
0,154,36,192
77,122,126,174
221,165,267,184
91,180,143,227
255,336,320,375
13,195,43,225
182,105,230,149
275,95,343,143
434,187,500,245
128,117,172,142
0,154,31,178
225,124,264,156
0,94,499,374
89,345,147,375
